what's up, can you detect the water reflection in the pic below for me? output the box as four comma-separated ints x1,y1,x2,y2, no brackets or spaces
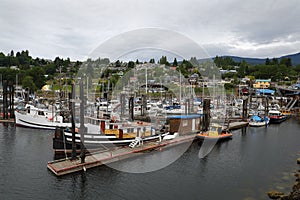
1,118,300,200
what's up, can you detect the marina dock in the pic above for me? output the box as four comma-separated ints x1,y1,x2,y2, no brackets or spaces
228,121,249,130
47,134,196,176
47,121,249,176
0,118,15,123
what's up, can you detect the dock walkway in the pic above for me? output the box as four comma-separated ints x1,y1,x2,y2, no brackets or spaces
228,121,249,130
47,134,195,176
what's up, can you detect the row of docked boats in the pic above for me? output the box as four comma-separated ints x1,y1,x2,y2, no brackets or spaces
13,94,293,156
13,101,233,153
247,109,290,127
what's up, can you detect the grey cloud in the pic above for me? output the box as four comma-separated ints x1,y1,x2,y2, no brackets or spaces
0,0,299,60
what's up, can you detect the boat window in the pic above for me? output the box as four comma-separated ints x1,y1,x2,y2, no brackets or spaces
38,111,44,115
217,127,222,134
210,127,217,131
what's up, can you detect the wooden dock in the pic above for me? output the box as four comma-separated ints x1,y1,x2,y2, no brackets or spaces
47,121,249,176
47,134,196,176
0,118,15,123
228,121,249,130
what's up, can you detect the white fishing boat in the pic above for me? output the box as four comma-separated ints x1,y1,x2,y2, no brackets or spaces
53,117,170,152
15,104,71,130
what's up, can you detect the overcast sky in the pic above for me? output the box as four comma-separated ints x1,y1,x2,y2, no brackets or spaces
1,0,299,61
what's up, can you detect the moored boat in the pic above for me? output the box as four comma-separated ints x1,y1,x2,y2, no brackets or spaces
15,104,71,130
268,110,287,124
248,115,269,127
53,117,170,152
196,124,232,140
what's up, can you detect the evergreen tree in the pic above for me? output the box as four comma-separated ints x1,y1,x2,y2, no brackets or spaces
173,58,178,66
149,58,155,63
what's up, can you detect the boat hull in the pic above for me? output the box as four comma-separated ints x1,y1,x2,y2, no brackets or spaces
53,128,169,151
196,133,232,140
269,116,287,124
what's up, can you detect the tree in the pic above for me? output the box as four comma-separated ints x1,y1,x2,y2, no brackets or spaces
271,58,278,65
10,50,14,57
280,57,292,67
214,56,236,69
173,58,178,66
265,58,270,65
22,76,37,92
149,58,155,63
159,56,170,66
295,65,300,73
190,57,198,66
128,61,135,69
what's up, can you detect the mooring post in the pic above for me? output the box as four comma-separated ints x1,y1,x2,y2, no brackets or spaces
202,99,210,131
3,80,8,119
120,93,125,119
69,83,77,160
79,80,86,163
129,96,134,122
9,82,15,118
242,97,248,121
265,96,269,115
142,94,147,116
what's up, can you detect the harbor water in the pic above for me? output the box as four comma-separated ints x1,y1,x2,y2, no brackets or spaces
1,118,300,200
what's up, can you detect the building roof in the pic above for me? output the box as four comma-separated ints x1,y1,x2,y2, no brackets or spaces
255,79,271,82
256,89,275,95
168,114,202,119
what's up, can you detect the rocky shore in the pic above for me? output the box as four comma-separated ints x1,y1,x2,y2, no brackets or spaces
267,158,300,199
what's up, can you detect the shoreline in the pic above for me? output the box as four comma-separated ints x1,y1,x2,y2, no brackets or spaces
267,156,300,199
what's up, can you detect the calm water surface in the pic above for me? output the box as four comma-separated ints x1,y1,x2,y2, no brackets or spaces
1,118,300,200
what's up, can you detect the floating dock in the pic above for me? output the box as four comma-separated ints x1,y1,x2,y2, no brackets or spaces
47,121,249,176
47,134,196,176
228,121,249,130
0,118,15,123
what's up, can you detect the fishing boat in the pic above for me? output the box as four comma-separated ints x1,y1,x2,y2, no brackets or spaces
196,124,232,140
15,104,71,130
268,109,287,124
53,117,169,153
248,115,269,127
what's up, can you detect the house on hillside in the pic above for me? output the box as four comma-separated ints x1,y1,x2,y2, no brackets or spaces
253,79,271,89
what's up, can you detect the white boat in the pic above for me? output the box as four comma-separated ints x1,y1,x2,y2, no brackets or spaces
15,104,71,130
53,117,170,151
248,115,269,127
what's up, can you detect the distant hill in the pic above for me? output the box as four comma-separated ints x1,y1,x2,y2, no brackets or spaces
280,52,300,66
213,52,300,66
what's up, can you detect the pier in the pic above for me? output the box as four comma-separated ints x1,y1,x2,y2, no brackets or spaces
47,120,249,176
47,134,195,176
